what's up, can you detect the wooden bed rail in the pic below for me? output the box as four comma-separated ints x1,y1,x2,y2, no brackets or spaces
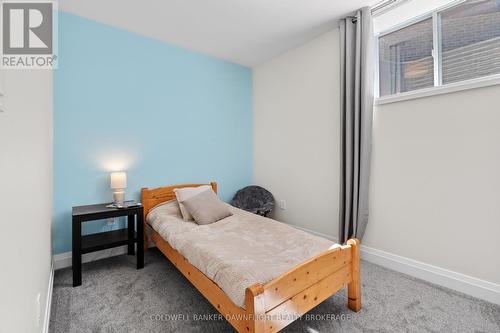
245,239,361,333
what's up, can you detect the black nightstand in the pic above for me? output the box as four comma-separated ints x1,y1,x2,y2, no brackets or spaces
72,203,144,287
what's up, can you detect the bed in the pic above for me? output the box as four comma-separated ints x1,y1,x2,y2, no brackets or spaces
141,182,361,333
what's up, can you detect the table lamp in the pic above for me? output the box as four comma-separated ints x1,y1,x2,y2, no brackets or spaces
110,172,127,204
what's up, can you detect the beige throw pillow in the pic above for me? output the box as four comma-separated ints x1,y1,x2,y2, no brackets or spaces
173,185,211,221
181,189,232,225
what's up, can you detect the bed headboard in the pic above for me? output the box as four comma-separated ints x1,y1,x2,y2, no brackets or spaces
141,181,217,219
140,182,217,250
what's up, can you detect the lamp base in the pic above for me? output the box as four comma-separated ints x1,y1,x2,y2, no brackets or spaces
113,190,125,204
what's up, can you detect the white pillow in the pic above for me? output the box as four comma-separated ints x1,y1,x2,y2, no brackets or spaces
173,185,211,221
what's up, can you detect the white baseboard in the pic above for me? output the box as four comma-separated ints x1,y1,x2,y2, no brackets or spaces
360,245,500,305
288,224,500,305
289,224,339,243
42,262,54,333
53,245,129,270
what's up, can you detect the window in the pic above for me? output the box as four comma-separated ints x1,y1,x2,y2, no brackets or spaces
377,0,500,97
379,18,434,96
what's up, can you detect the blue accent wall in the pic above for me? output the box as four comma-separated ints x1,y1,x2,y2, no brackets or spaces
54,13,252,254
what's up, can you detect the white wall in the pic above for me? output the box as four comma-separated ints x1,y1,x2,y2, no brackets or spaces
367,85,500,284
253,27,500,288
253,30,340,238
0,70,53,332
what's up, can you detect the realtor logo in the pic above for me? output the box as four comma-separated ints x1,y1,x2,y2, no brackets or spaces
1,1,57,69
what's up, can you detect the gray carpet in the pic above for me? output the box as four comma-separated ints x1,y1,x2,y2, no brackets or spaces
49,248,500,332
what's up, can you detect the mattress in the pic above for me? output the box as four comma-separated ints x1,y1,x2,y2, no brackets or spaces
146,200,338,308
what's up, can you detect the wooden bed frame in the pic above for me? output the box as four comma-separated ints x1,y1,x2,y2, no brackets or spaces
141,182,361,333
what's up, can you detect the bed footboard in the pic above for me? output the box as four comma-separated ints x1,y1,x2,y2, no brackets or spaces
245,238,361,333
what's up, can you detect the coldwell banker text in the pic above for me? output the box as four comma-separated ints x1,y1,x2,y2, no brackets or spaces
1,1,58,69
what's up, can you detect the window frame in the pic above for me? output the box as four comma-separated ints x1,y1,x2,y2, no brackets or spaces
375,0,500,104
0,71,4,113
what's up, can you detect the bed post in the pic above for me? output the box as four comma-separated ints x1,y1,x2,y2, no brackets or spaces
210,181,218,194
346,238,361,312
141,188,149,251
245,283,266,333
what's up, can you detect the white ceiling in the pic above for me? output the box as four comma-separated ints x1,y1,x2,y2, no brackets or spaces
60,0,377,67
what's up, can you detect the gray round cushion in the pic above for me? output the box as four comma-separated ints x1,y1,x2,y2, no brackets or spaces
231,186,275,216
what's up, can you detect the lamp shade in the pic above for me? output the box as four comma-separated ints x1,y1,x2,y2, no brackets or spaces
110,172,127,189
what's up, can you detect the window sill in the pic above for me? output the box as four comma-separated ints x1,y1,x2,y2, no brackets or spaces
375,74,500,105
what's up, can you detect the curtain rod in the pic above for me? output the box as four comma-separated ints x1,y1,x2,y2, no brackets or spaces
371,0,411,16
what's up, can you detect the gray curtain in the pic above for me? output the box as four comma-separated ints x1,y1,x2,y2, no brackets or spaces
339,7,374,244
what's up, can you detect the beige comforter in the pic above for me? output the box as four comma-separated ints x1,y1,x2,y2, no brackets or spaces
147,200,337,308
